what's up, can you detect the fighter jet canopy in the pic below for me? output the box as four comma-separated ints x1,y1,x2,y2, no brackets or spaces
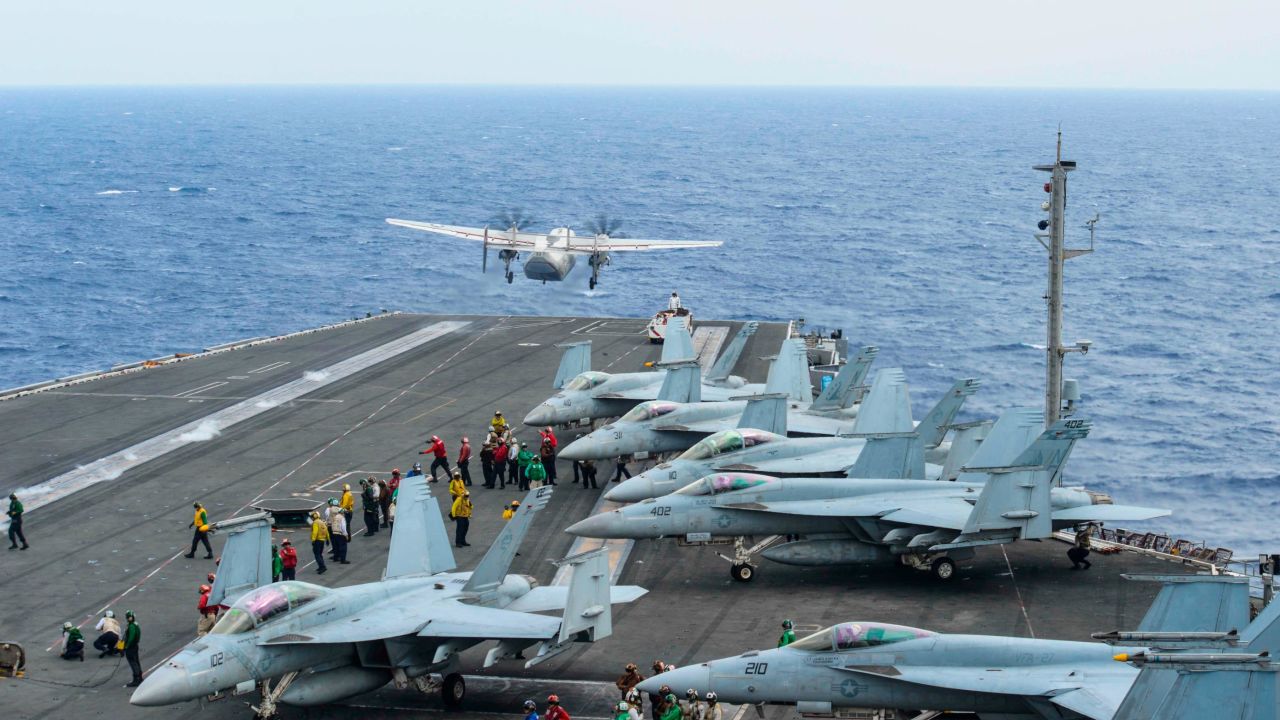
209,581,329,635
564,371,611,391
679,429,782,461
789,622,935,652
619,400,680,422
675,473,777,496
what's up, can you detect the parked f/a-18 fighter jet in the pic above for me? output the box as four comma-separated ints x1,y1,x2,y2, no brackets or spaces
524,320,794,427
568,414,1170,581
558,340,878,461
603,370,982,502
640,573,1279,720
131,481,645,718
385,215,722,288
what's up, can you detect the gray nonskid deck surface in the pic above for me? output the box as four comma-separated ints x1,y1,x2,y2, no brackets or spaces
0,314,1179,720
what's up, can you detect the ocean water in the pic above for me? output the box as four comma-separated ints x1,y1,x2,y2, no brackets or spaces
1,87,1277,556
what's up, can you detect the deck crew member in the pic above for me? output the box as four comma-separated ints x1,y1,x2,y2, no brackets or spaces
493,440,509,488
451,490,472,547
93,610,121,657
279,538,298,580
197,584,217,636
7,493,28,550
340,483,355,527
449,470,466,502
778,619,796,646
1069,524,1093,570
377,479,392,527
361,479,379,536
480,440,497,488
420,435,450,482
457,437,473,486
669,292,682,311
612,455,633,483
703,694,721,720
123,611,143,686
616,663,645,698
185,502,213,559
60,622,85,661
545,694,571,720
309,511,329,575
539,435,558,485
271,544,282,582
491,410,509,436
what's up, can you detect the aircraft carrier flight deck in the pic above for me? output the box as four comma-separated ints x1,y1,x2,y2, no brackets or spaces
0,313,1192,720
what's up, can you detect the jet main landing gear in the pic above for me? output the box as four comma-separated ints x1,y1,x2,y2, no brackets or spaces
250,672,297,720
901,553,958,581
716,535,781,583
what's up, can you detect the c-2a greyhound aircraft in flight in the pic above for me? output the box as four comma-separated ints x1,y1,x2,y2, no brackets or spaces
385,213,722,288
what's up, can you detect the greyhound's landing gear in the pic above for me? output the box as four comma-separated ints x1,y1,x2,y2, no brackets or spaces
250,671,297,720
442,672,466,708
500,250,518,284
588,252,609,290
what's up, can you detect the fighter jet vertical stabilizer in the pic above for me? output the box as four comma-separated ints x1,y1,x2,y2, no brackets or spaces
384,471,458,579
810,345,878,411
463,486,552,593
959,418,1090,539
207,513,275,606
660,316,695,363
656,360,702,403
706,321,758,383
736,394,788,435
916,378,980,449
552,341,591,389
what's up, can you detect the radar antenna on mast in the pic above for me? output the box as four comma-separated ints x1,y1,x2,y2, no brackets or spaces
1032,130,1097,428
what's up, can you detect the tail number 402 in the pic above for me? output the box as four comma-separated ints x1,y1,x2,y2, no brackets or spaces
745,662,768,675
649,506,671,516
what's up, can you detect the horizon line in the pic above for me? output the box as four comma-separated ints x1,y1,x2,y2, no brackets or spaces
0,81,1277,93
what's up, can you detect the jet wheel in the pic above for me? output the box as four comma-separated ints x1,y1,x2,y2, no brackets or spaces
731,563,755,582
506,271,514,284
589,278,597,290
931,557,956,581
443,673,466,708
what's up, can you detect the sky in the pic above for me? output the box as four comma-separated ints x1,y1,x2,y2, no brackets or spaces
1,1,1277,89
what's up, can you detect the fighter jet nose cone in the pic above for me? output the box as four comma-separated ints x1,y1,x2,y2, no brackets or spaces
523,404,552,426
557,440,591,462
637,664,711,696
606,477,652,503
566,512,612,538
130,665,192,706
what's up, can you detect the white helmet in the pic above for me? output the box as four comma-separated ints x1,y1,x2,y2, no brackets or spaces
104,610,115,618
705,692,718,703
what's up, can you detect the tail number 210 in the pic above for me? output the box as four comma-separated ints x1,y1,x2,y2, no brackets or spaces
745,662,768,675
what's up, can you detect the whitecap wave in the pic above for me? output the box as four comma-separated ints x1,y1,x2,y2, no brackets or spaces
96,190,138,196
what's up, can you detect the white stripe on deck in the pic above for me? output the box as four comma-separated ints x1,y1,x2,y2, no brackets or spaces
3,321,470,527
554,324,731,586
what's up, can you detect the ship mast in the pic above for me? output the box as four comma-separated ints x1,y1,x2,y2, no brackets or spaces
1033,131,1095,427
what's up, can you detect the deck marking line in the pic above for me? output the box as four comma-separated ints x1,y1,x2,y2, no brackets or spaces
1001,544,1036,639
4,321,469,529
